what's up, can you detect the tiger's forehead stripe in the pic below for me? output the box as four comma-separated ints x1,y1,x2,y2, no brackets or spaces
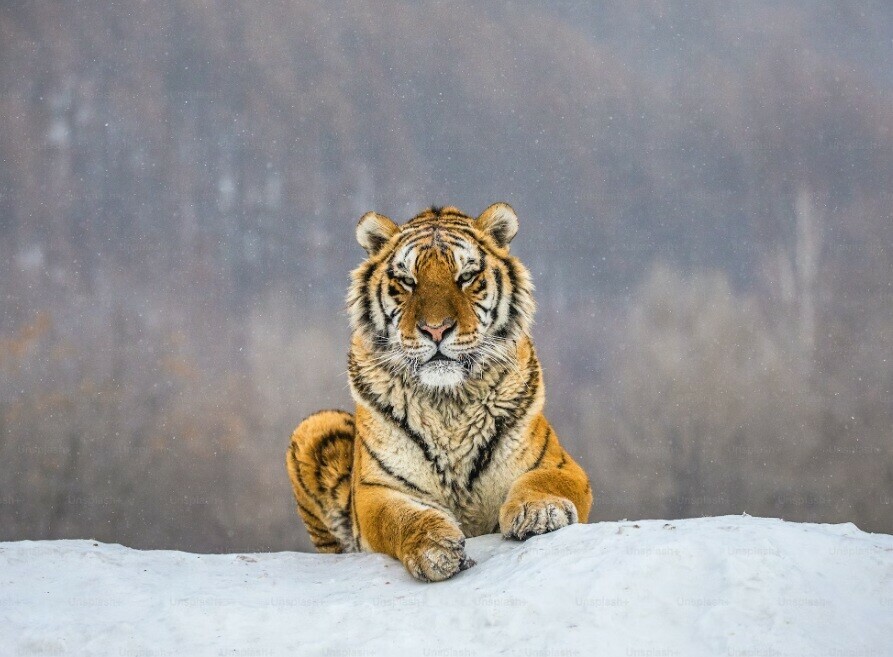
406,206,472,224
392,221,476,255
391,230,482,274
371,208,512,295
399,222,476,244
393,242,419,273
406,218,473,231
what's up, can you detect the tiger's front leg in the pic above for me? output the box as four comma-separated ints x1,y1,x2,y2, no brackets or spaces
499,422,593,541
354,481,474,582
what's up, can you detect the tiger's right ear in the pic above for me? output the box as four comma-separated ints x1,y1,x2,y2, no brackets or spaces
476,202,518,248
356,211,398,255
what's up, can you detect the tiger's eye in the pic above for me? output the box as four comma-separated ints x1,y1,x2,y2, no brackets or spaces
458,271,476,285
396,275,416,289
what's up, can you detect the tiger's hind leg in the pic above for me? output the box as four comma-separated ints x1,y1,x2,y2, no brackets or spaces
286,410,357,553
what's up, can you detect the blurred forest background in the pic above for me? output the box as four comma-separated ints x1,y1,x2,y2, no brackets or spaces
1,1,891,552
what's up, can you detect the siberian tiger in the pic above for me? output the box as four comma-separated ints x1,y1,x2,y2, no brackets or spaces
287,203,592,582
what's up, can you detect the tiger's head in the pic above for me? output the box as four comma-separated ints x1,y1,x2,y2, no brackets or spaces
348,203,535,390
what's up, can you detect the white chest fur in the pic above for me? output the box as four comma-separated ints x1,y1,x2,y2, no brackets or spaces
352,345,544,537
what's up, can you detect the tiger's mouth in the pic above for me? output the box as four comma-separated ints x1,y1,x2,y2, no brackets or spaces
416,349,468,389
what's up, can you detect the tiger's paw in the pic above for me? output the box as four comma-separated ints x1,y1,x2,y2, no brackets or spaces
400,519,474,582
499,496,578,541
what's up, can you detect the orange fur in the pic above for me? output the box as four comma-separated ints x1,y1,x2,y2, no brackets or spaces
287,204,593,581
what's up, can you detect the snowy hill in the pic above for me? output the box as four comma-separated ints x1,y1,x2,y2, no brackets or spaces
2,516,892,657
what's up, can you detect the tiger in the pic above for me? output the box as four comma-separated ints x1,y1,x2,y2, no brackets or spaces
286,203,592,582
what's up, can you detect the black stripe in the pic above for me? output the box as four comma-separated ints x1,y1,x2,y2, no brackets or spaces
374,274,388,332
313,540,339,550
313,427,353,455
404,223,479,245
467,362,540,486
440,210,471,220
296,501,324,525
491,266,504,322
469,253,488,293
527,426,552,472
331,472,351,496
396,232,433,252
296,502,328,533
439,225,481,244
392,225,480,266
350,474,361,548
349,354,446,480
358,478,403,491
434,233,471,250
357,479,441,513
311,428,354,499
289,443,328,513
460,362,510,488
407,214,471,227
494,259,519,340
360,438,432,496
355,261,380,339
419,213,472,225
327,506,352,545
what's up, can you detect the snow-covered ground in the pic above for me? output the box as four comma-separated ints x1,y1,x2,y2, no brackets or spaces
2,515,892,657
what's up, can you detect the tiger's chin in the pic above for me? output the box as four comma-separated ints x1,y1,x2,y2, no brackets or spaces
417,360,467,390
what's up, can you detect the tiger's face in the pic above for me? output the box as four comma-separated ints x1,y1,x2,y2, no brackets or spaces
348,203,535,390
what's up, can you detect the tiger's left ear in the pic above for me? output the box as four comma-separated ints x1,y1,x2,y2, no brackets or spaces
356,211,399,255
476,202,519,248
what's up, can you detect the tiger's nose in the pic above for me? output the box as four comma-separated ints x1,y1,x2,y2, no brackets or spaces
418,318,456,344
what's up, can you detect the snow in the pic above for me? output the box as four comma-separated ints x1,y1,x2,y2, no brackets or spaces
2,516,892,657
